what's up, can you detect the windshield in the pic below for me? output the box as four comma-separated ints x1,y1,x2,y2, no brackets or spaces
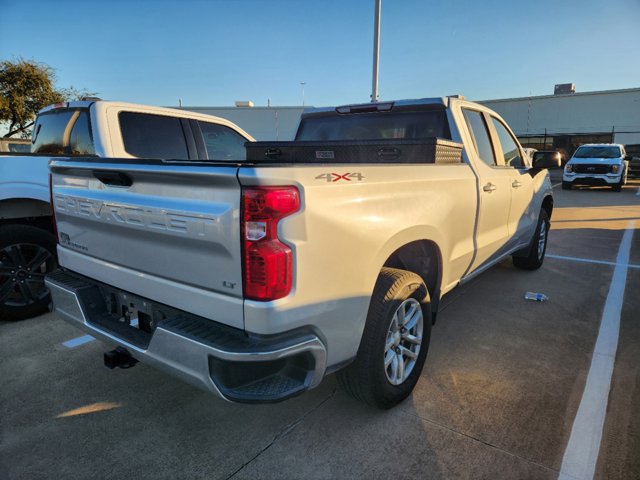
573,146,621,159
295,108,451,141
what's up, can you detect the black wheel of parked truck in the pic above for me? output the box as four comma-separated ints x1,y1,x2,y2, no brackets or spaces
337,267,432,409
0,224,57,321
612,167,627,192
512,209,549,271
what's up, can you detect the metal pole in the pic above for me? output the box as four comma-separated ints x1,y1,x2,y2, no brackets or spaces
371,0,381,102
300,82,306,106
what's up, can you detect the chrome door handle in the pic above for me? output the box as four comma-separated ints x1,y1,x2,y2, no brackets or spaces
512,180,522,188
483,182,497,192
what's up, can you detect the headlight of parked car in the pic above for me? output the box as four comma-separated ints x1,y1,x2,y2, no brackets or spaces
565,164,573,173
611,164,619,174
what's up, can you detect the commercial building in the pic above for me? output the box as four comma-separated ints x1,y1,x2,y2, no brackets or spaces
480,87,640,159
182,87,640,157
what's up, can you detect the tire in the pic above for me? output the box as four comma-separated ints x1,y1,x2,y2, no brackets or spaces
612,168,626,192
561,182,571,190
0,224,57,321
513,209,550,270
337,267,431,409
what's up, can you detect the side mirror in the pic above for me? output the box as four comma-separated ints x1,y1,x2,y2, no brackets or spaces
533,153,561,169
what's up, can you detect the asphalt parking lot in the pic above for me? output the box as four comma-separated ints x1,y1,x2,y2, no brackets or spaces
2,172,639,480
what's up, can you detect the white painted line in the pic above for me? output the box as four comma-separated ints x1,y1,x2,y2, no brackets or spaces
547,253,640,270
558,221,635,480
63,335,95,348
552,182,562,189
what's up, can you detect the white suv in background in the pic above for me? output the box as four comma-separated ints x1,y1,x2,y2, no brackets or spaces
562,143,630,192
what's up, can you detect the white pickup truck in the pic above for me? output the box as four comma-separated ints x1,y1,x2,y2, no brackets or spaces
0,100,253,320
46,96,559,408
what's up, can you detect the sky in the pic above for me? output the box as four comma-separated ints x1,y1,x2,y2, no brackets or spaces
1,0,639,108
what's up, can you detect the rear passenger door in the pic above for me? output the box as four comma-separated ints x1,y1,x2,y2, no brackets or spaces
462,109,514,270
487,116,537,247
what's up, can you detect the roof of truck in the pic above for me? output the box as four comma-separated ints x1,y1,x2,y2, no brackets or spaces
37,100,255,140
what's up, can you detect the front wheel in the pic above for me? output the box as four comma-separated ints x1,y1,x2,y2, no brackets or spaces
0,224,57,321
612,168,626,192
513,209,550,270
337,267,431,409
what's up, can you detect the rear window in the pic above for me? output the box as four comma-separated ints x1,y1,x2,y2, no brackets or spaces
295,108,451,141
31,110,76,154
120,112,189,160
31,109,95,155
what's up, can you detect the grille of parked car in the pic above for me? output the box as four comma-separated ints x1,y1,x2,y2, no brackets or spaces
573,164,611,174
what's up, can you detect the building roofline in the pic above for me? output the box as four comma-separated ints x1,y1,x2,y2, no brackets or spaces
478,86,640,103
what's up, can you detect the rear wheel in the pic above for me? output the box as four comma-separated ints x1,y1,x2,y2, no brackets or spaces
337,268,431,409
0,224,57,321
513,209,549,270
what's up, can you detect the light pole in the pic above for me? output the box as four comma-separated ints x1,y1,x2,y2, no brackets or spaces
371,0,381,102
300,82,307,106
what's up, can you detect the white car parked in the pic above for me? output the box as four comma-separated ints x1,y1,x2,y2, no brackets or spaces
562,143,630,192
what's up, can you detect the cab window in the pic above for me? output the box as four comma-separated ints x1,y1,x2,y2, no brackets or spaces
197,121,247,161
68,111,95,155
491,118,524,168
462,109,496,166
120,112,189,160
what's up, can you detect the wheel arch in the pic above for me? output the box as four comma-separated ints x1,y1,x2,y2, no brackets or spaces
382,239,443,323
0,198,53,230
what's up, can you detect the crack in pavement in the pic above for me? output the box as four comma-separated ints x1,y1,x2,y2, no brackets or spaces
399,409,560,476
225,387,338,479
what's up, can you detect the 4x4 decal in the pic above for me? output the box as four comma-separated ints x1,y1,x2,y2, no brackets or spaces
315,173,365,183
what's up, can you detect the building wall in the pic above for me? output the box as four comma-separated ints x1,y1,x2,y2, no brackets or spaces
180,88,640,148
479,88,640,143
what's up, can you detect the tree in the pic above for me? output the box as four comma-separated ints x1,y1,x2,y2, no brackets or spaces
0,58,95,139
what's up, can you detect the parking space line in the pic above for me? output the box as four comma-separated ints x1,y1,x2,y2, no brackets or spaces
546,253,640,270
552,182,562,189
558,221,635,480
63,335,95,348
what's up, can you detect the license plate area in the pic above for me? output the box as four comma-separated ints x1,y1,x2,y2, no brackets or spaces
81,283,173,349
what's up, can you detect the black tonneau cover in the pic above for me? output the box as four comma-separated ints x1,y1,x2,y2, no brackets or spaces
245,138,463,164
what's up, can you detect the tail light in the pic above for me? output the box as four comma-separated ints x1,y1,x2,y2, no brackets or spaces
241,187,300,301
49,173,59,242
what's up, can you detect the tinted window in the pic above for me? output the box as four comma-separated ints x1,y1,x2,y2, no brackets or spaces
491,118,523,167
573,146,621,159
31,110,75,154
296,109,450,141
69,111,95,155
120,112,188,160
463,110,496,166
8,142,30,153
198,121,247,161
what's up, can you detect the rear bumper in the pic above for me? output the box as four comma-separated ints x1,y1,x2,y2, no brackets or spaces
45,269,327,403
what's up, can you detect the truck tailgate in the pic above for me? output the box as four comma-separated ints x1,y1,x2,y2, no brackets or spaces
49,159,244,329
